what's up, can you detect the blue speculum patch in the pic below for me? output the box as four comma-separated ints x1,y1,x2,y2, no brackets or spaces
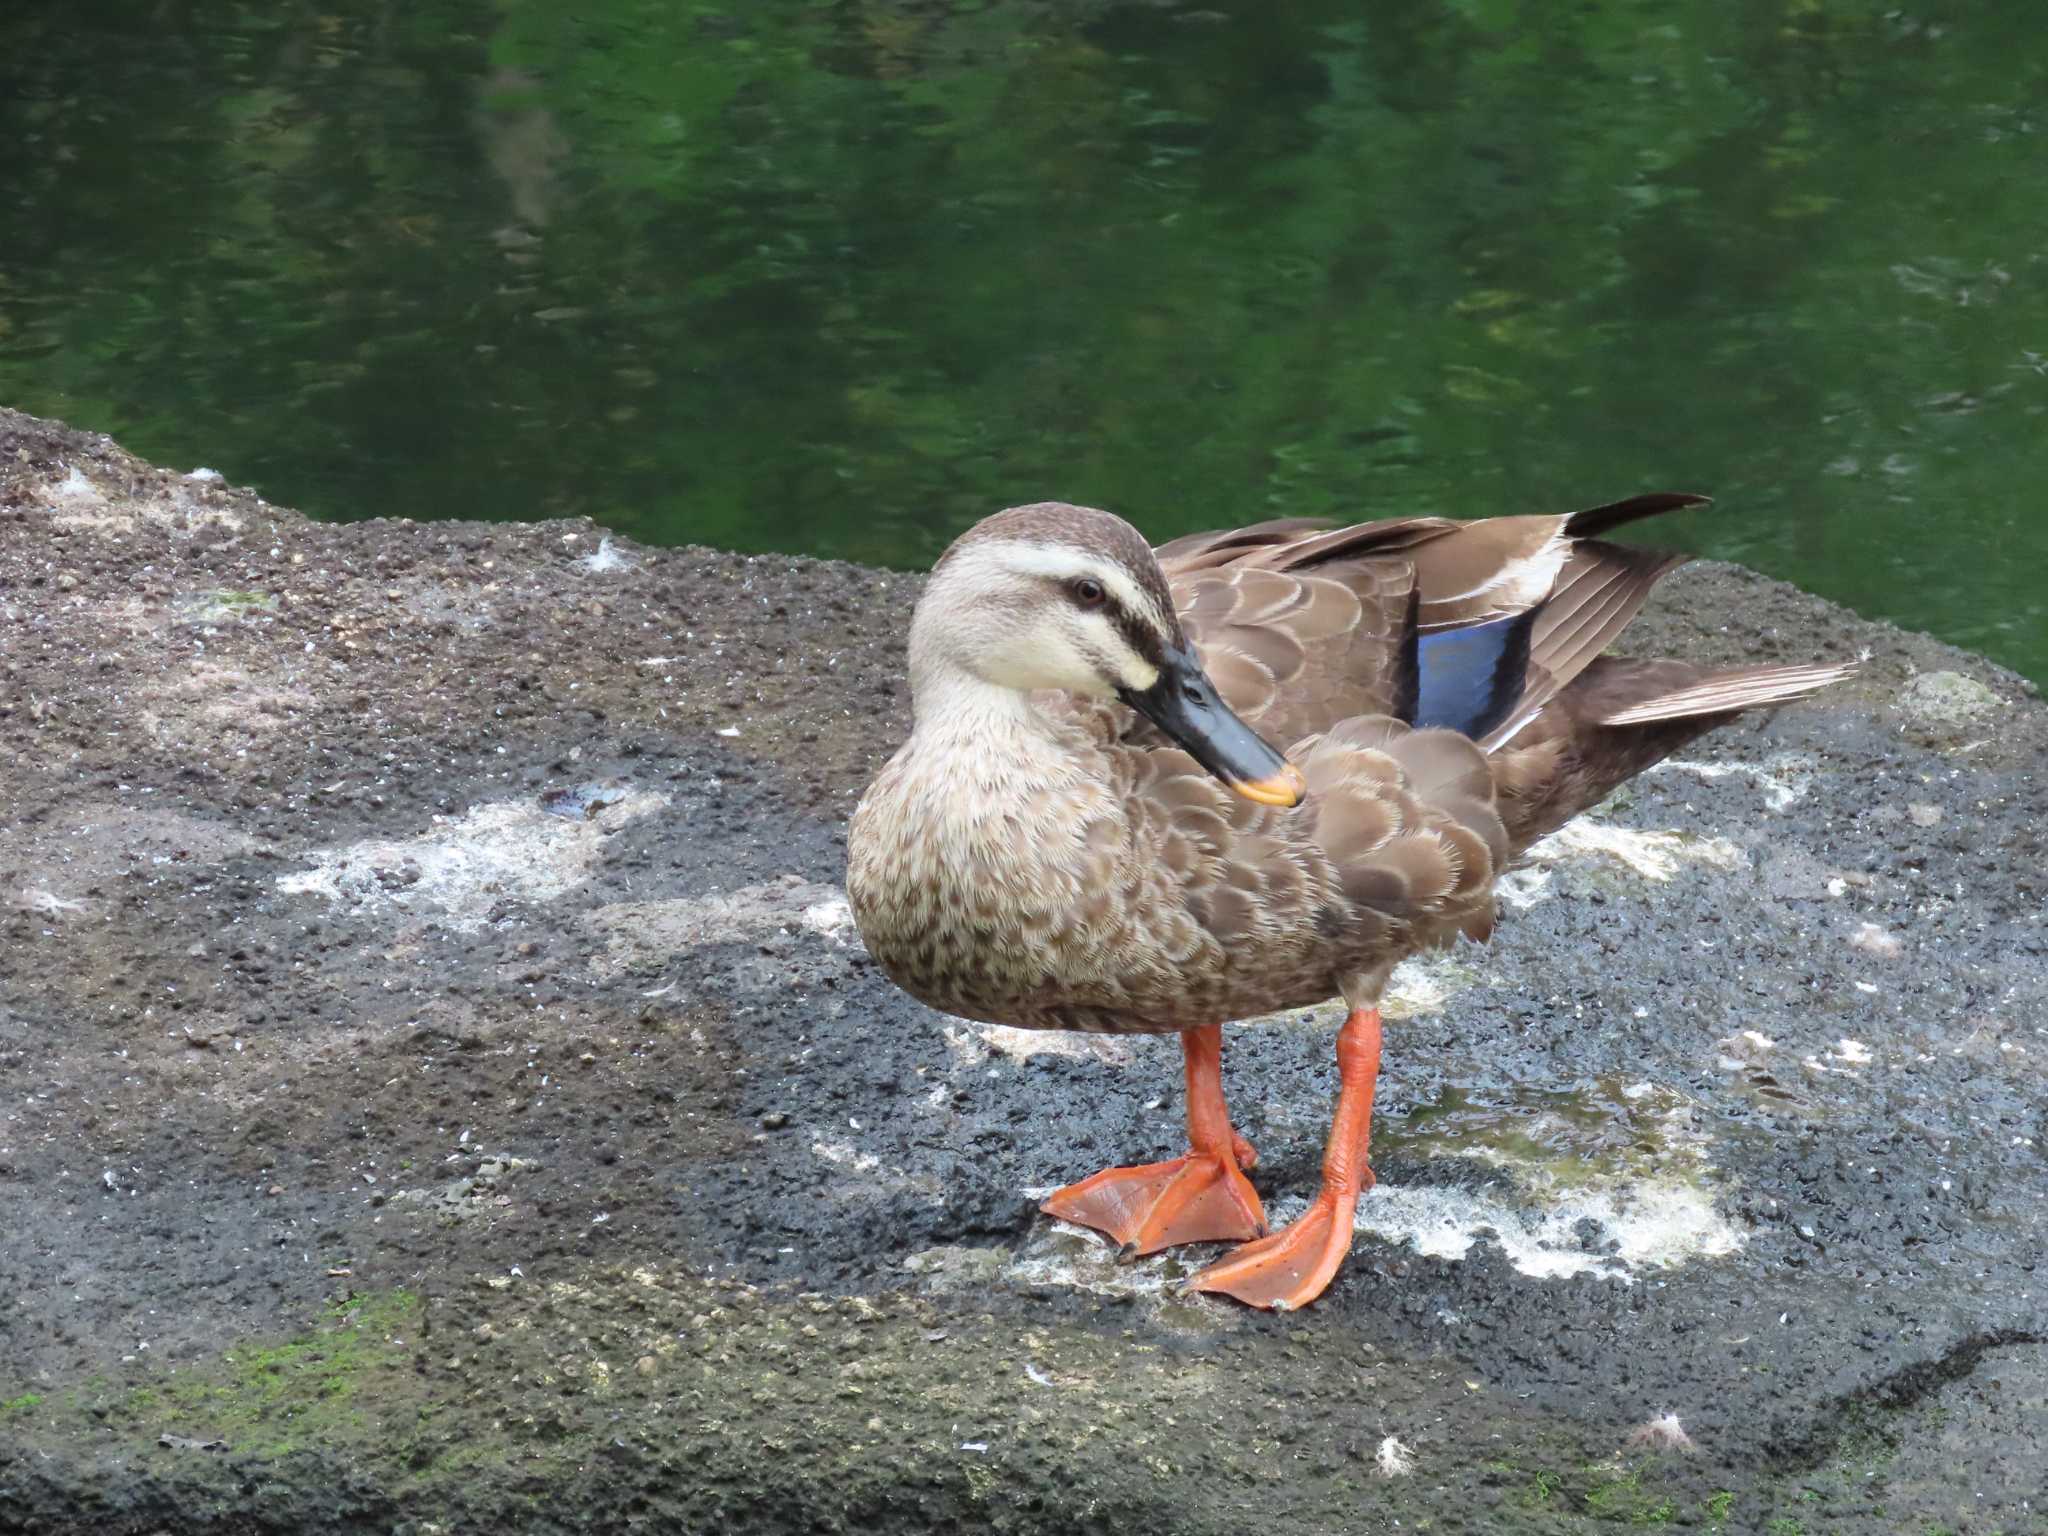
1411,610,1537,739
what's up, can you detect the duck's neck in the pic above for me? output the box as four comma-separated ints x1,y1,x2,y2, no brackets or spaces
911,667,1041,737
903,667,1097,798
913,667,1064,757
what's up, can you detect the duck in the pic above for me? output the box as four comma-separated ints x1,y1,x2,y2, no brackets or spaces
846,495,1854,1310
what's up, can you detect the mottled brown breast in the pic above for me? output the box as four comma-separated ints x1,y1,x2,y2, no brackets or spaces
850,687,1509,1034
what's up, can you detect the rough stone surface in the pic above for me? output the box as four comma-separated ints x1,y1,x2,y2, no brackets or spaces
1897,668,2005,745
1,405,2044,1533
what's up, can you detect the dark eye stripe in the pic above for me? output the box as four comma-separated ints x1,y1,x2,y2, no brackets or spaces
1035,569,1169,666
1108,604,1164,666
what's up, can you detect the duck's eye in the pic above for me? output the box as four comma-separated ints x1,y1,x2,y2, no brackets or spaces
1070,577,1107,608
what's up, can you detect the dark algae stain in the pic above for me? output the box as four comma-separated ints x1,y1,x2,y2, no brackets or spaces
3,3,2047,683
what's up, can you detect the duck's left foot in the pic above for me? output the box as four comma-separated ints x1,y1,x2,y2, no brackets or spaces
1185,1177,1366,1310
1041,1148,1265,1254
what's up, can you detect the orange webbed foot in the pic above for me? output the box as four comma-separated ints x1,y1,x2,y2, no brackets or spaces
1041,1148,1266,1255
1192,1005,1384,1311
1185,1176,1368,1310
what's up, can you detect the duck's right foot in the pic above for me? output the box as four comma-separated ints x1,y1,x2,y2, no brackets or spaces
1041,1143,1265,1255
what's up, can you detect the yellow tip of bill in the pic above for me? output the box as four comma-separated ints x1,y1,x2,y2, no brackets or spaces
1230,762,1307,808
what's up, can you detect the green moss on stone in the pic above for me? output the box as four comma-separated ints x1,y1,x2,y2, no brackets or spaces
104,1291,420,1458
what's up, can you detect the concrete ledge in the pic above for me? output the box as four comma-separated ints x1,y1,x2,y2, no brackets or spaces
3,405,2044,1532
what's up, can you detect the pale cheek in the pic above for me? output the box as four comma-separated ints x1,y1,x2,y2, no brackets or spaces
984,627,1106,694
1119,659,1161,693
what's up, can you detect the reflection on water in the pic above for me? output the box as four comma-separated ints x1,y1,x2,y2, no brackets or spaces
3,1,2043,681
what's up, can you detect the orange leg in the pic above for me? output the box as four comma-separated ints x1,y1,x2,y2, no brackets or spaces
1040,1023,1266,1254
1189,1006,1381,1311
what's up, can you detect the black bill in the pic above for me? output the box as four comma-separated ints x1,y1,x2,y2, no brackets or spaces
1119,644,1307,808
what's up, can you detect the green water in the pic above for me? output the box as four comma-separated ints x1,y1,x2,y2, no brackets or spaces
4,2,2045,682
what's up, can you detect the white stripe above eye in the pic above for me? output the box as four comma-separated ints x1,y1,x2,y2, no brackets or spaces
973,539,1171,636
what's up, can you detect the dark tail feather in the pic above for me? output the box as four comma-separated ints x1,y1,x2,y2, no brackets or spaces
1562,491,1711,539
1596,660,1858,725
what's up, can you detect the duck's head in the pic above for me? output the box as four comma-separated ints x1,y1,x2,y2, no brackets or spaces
911,502,1305,808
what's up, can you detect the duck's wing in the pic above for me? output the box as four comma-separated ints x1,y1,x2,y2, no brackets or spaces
1150,516,1333,573
1490,653,1858,852
1156,493,1709,747
1471,536,1690,750
1145,494,1853,881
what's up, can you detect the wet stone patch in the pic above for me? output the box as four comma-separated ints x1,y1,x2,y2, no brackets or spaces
3,406,2047,1532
